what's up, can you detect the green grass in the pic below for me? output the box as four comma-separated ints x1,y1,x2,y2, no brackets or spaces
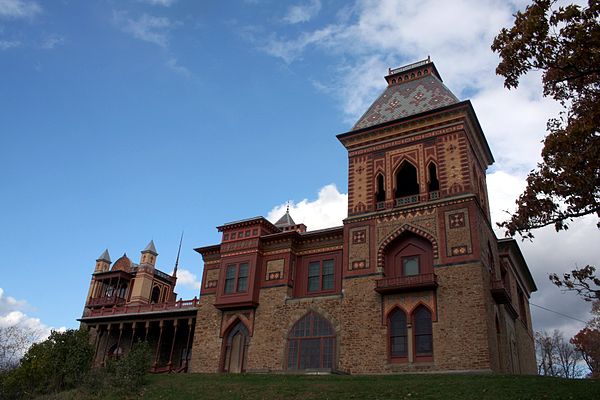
41,373,600,400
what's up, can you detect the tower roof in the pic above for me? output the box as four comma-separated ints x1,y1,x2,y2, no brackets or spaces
274,208,296,228
142,240,158,255
352,58,459,131
97,249,111,263
112,253,131,272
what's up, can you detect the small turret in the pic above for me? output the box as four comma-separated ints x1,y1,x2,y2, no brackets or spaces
140,240,158,266
94,249,111,272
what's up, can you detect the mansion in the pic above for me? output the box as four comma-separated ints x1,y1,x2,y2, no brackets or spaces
80,58,537,374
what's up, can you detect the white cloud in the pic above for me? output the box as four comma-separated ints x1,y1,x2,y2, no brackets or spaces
166,57,192,78
0,0,41,19
0,288,63,345
40,34,64,50
115,12,172,47
138,0,177,6
175,268,201,291
0,39,20,49
283,0,322,24
267,184,347,231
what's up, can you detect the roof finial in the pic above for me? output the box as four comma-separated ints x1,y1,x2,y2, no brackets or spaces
173,231,184,278
286,201,290,214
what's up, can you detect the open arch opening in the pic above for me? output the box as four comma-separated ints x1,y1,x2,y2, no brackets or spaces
151,286,160,304
427,162,439,192
395,161,419,199
286,311,335,370
375,173,386,204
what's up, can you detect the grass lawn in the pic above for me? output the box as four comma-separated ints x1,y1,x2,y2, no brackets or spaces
46,373,600,400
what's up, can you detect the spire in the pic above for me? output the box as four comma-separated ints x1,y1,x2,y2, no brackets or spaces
97,249,111,263
274,205,296,228
142,240,158,256
173,231,184,278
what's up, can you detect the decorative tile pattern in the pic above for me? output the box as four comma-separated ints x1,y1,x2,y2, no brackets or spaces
444,209,472,257
350,260,368,270
265,259,284,281
349,227,370,271
352,230,366,244
449,212,465,228
353,75,458,130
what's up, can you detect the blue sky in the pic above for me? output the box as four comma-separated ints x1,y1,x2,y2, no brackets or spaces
1,0,597,339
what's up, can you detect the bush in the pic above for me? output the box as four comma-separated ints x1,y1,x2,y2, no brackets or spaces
0,329,94,399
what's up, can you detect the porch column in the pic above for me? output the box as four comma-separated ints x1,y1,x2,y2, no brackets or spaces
102,323,112,365
116,323,123,359
154,320,164,369
130,322,137,350
168,319,179,370
94,325,103,365
184,317,193,370
144,321,150,341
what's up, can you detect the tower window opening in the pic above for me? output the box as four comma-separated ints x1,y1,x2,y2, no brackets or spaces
375,174,386,203
428,163,439,192
395,162,419,199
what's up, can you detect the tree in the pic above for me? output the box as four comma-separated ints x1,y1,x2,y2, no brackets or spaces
570,300,600,378
0,324,43,372
536,329,583,378
0,329,94,399
492,0,600,299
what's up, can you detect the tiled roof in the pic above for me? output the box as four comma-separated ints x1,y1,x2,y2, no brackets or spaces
112,253,132,272
352,74,459,131
97,249,111,263
274,210,296,227
142,240,158,255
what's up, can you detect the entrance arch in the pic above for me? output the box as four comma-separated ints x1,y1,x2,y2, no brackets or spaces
222,321,249,373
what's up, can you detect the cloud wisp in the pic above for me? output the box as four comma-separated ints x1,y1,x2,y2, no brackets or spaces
114,11,172,47
0,0,41,19
283,0,322,24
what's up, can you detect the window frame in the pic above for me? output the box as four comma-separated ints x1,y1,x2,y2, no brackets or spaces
412,306,434,362
295,252,341,298
223,262,250,295
388,308,408,362
286,312,336,370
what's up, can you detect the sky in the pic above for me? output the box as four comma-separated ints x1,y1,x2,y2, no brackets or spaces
0,0,597,343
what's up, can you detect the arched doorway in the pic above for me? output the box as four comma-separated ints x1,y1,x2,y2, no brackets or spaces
222,321,249,373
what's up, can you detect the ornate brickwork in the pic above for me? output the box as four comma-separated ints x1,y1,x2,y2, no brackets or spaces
383,291,437,322
205,268,219,289
377,223,440,269
266,259,285,281
444,209,472,257
349,227,370,271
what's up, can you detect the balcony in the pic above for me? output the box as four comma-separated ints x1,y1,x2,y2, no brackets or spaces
87,296,126,308
490,280,511,304
86,298,199,318
395,195,419,207
375,273,438,295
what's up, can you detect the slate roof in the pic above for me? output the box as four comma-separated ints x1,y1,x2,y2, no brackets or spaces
274,210,296,227
97,249,111,263
352,73,459,131
142,240,158,255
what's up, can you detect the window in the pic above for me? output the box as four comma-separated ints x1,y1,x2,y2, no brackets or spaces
389,309,408,359
308,259,334,292
395,161,419,198
375,173,386,203
287,312,335,370
403,256,419,276
224,233,229,241
224,263,250,294
413,306,433,357
427,162,439,192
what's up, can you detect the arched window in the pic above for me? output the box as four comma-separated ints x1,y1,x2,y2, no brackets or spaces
395,161,419,199
413,306,433,358
151,286,160,304
389,308,408,360
375,173,386,203
427,162,439,192
384,233,433,278
287,312,335,370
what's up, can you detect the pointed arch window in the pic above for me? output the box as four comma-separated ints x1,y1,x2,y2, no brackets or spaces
427,162,439,194
413,306,433,358
375,173,386,206
389,308,408,359
287,312,335,370
395,161,419,202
